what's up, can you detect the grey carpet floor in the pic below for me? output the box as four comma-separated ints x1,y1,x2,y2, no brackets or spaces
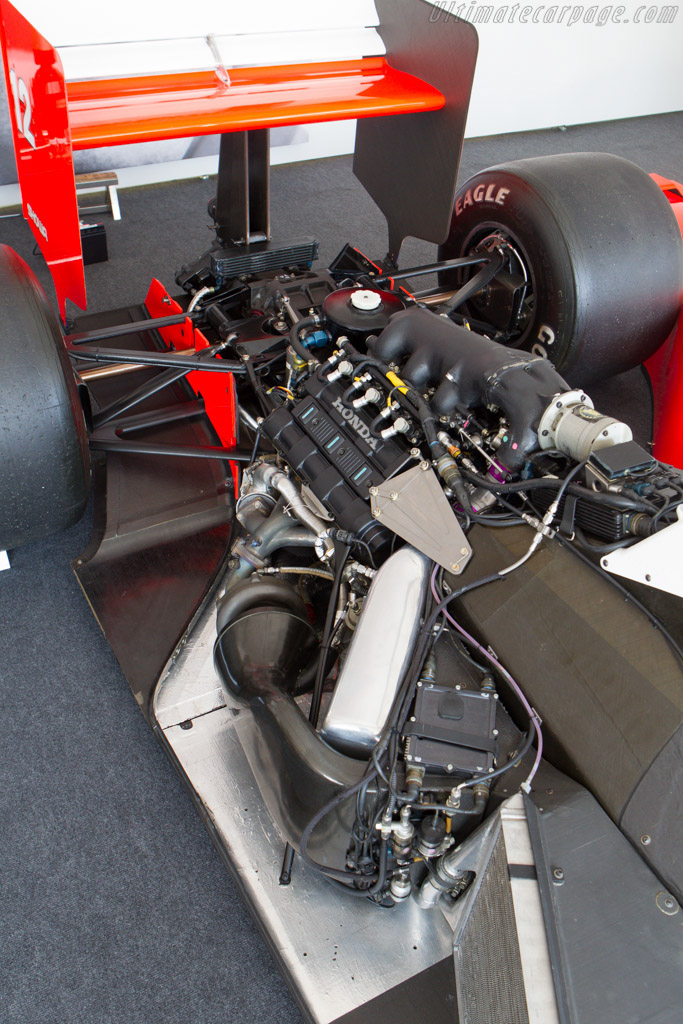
1,110,682,1024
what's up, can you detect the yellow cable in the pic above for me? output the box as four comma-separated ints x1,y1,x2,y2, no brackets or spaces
385,370,409,395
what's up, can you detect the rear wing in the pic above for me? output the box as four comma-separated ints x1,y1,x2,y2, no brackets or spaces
0,0,478,321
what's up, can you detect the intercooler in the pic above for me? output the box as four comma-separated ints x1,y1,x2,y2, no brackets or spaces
453,827,529,1024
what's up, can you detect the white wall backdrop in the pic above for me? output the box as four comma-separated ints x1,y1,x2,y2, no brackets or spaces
459,2,683,136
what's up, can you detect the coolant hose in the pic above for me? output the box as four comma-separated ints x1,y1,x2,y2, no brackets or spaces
289,316,320,363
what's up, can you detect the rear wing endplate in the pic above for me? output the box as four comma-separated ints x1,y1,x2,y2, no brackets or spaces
0,0,85,317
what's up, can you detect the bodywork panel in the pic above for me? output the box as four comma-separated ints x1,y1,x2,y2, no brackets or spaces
0,0,85,314
72,304,234,716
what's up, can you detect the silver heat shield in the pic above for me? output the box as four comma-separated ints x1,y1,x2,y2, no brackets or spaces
319,545,431,758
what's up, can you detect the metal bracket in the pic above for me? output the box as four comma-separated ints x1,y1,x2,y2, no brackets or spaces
601,506,683,599
214,129,270,246
75,171,121,221
370,463,472,573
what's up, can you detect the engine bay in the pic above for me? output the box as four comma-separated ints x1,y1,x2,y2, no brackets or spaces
170,243,683,907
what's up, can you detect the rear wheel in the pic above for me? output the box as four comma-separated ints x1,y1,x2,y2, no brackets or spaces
0,245,90,550
439,153,683,383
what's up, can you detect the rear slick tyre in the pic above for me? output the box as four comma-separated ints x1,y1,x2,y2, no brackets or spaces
438,152,683,384
0,245,90,551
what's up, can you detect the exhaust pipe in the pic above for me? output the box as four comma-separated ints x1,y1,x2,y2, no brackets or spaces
214,577,369,869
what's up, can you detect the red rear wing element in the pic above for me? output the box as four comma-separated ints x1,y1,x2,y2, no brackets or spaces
0,0,86,317
0,0,444,320
66,59,444,149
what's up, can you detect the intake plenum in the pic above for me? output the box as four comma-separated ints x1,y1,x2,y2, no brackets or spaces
369,307,571,470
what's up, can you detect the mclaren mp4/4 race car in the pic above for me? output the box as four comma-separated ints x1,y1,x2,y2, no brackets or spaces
1,0,682,1021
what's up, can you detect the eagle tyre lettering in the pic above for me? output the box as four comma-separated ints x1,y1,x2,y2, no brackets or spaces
454,183,510,217
537,325,556,347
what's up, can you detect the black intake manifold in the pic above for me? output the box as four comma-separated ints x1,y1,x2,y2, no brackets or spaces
370,307,570,470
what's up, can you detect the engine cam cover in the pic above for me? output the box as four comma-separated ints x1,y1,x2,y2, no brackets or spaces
262,372,413,558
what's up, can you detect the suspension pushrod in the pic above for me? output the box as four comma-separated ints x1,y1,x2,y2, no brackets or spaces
441,251,506,312
70,346,245,374
92,367,191,429
65,311,201,345
372,254,492,284
89,438,253,461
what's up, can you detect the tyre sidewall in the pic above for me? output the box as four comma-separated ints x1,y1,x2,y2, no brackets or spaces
0,246,90,550
440,154,683,383
439,169,576,368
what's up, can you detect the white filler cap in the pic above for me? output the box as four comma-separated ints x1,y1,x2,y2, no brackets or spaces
350,289,383,311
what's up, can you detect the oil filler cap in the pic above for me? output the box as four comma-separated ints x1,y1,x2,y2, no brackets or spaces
323,287,404,333
351,289,383,311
